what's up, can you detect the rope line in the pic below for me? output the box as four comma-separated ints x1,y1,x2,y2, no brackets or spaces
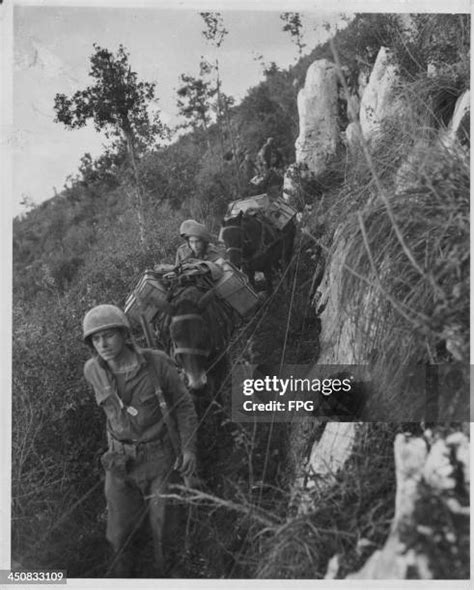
198,250,300,414
258,232,304,508
22,228,303,574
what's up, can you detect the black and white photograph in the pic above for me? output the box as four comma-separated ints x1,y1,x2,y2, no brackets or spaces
3,0,471,584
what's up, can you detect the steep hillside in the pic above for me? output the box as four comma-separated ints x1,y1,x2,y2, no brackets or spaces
12,13,469,579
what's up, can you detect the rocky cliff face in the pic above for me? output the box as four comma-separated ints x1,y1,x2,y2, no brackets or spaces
294,59,340,177
287,46,470,579
359,47,403,141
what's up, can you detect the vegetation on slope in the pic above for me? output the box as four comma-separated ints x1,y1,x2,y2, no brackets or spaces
12,13,469,578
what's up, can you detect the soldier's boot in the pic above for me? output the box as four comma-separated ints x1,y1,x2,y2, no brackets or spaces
108,548,135,578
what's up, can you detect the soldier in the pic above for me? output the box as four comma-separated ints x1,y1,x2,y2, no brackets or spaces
82,304,197,577
256,137,284,174
239,151,258,185
175,219,222,265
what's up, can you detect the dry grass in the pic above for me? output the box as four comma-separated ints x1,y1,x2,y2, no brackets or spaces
253,423,399,578
309,67,470,421
11,377,105,574
11,31,469,580
343,156,467,417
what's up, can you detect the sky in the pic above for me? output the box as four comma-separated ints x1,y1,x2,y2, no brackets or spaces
6,0,470,217
9,3,350,217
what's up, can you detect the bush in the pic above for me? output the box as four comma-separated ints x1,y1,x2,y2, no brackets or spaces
11,200,185,572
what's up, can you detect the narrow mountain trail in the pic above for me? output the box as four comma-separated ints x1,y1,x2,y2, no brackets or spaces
161,241,322,578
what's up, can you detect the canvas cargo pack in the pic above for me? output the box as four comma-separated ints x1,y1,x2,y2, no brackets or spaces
214,258,259,316
225,193,296,230
125,259,259,322
125,271,169,324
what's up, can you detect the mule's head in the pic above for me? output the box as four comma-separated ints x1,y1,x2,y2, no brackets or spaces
168,286,215,390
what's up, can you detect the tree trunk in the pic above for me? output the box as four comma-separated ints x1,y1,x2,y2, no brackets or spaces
214,69,226,172
124,128,147,250
216,58,243,195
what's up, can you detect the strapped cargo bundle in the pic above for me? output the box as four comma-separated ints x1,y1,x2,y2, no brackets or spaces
213,258,259,317
124,271,170,324
225,193,297,231
125,258,259,325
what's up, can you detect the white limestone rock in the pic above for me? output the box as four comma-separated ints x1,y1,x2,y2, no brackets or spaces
295,421,361,515
346,431,469,579
295,59,340,177
359,47,403,141
306,421,358,482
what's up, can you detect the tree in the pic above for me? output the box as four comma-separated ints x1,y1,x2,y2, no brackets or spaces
280,12,306,58
19,194,37,214
78,143,127,190
176,67,217,142
200,11,228,49
199,12,242,190
54,44,167,248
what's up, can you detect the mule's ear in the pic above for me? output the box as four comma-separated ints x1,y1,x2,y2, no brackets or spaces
197,289,214,311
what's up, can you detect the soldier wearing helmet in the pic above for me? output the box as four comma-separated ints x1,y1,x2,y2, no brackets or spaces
256,137,283,174
175,219,222,266
82,304,197,577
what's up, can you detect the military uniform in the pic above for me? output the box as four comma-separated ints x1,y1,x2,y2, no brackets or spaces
257,138,283,173
174,242,223,266
84,347,197,575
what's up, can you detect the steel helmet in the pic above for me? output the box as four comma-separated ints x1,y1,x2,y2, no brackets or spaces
179,219,211,242
82,304,130,341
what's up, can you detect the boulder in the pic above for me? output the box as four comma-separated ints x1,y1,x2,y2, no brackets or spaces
359,47,403,141
344,431,470,579
295,59,340,177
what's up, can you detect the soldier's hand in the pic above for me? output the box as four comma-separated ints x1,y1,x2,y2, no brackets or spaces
179,450,196,477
